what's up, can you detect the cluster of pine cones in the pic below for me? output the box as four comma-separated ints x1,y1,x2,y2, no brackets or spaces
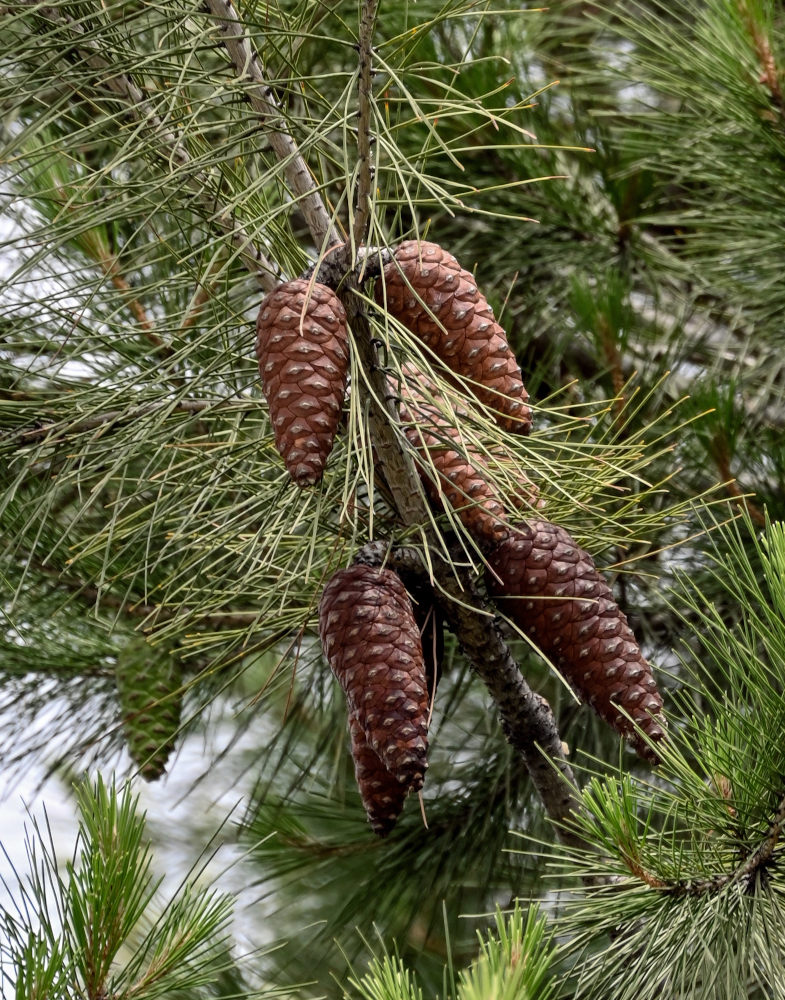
256,240,665,835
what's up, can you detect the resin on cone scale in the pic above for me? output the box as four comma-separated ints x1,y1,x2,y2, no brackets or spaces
397,363,510,547
487,521,665,760
319,564,430,789
349,712,409,836
374,240,531,434
256,279,349,486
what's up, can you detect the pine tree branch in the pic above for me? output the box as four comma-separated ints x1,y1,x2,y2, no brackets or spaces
733,791,785,884
352,0,377,248
738,0,784,114
342,280,436,532
610,790,785,897
712,434,767,527
44,181,174,367
96,248,187,390
18,1,590,851
307,261,589,851
202,0,341,251
98,250,168,353
20,1,281,291
671,790,785,897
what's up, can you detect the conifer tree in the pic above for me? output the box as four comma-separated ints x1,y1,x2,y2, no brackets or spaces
1,1,784,998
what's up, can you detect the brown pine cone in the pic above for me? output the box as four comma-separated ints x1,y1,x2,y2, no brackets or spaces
256,279,349,486
349,712,409,836
374,240,531,434
319,564,430,789
398,364,510,546
486,521,665,760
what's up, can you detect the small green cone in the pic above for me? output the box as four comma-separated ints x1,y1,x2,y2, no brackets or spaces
115,637,183,781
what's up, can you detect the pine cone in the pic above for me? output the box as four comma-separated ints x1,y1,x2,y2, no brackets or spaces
319,564,430,789
256,279,349,486
487,522,665,760
116,639,182,781
349,712,409,836
374,240,531,434
398,364,510,546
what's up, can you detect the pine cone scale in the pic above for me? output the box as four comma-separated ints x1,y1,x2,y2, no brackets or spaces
349,714,408,836
397,362,511,545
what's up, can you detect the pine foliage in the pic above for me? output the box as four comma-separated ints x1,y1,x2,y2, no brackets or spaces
0,776,278,999
542,515,785,999
1,0,784,997
347,904,556,1000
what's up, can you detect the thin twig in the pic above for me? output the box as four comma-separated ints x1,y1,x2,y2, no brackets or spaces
97,251,182,383
738,0,784,113
13,398,238,444
179,281,215,335
352,0,378,248
713,435,767,527
626,791,785,897
203,0,340,251
35,563,262,628
21,1,281,290
597,314,626,421
46,182,173,364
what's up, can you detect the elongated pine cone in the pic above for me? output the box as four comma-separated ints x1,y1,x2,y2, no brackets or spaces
116,639,182,781
374,240,531,434
256,279,349,486
349,712,409,836
398,364,510,546
319,564,430,789
487,522,665,760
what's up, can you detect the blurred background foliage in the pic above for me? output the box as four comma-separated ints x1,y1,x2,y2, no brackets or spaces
1,0,785,997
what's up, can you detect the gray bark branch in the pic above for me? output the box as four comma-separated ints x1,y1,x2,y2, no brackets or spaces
352,0,377,248
203,0,340,252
